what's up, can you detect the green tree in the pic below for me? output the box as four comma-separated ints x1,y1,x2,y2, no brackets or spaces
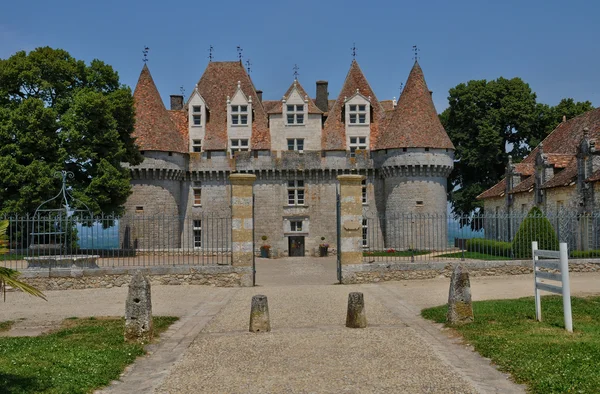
512,207,559,259
441,77,593,217
0,47,143,215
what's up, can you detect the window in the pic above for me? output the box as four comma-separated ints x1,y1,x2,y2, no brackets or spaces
286,104,304,125
135,206,144,213
231,105,248,125
192,181,201,206
349,104,367,124
230,139,249,154
362,219,368,247
287,180,305,206
290,220,303,232
192,139,202,153
192,105,202,126
287,138,304,152
193,220,202,249
349,137,367,157
362,179,367,204
416,200,424,207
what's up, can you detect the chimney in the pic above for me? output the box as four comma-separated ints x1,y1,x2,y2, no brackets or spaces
316,80,329,112
429,90,433,97
562,115,567,122
170,95,184,111
256,90,263,102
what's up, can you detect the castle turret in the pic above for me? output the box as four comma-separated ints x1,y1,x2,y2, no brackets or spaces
374,61,455,250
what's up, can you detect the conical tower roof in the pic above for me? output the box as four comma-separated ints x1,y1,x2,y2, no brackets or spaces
132,64,187,153
377,61,454,150
322,60,385,150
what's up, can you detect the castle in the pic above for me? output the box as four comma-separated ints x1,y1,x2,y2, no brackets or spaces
124,58,455,257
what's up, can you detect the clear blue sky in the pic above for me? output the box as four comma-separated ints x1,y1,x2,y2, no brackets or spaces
1,0,598,112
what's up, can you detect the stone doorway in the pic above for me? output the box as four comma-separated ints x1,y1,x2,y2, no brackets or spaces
288,236,305,257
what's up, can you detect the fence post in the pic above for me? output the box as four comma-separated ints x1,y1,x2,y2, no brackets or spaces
560,242,573,332
337,175,364,267
532,241,541,322
230,174,256,266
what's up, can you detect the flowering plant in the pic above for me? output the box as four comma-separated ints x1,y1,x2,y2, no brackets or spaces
386,248,396,253
260,244,271,250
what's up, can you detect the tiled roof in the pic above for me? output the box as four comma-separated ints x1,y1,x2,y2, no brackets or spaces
196,61,270,150
322,60,385,150
585,169,600,183
168,110,188,150
380,100,396,112
266,80,323,114
477,178,507,199
132,64,187,153
509,176,535,194
541,159,578,189
376,61,454,150
514,162,535,176
546,153,573,168
262,100,280,114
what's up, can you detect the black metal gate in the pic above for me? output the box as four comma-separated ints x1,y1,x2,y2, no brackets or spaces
252,193,256,286
336,190,342,283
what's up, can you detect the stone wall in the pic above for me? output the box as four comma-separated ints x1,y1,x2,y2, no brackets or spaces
341,260,600,284
20,265,253,290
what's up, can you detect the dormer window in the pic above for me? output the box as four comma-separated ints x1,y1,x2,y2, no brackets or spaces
286,104,305,125
349,104,367,124
231,105,248,125
192,105,202,126
192,139,202,153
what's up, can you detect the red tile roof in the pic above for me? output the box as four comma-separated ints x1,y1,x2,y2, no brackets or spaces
477,178,507,199
509,176,535,194
132,65,187,153
196,61,270,151
376,61,454,150
515,162,535,176
168,110,188,150
380,100,396,112
266,80,323,114
586,169,600,183
322,60,385,150
541,159,578,189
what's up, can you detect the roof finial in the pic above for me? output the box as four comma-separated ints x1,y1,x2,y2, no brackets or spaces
399,82,404,94
142,46,149,63
245,58,252,74
208,45,214,62
180,85,185,97
293,64,300,80
236,45,243,61
351,42,357,60
412,45,420,62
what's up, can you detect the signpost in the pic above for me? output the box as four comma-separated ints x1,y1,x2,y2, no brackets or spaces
532,241,572,332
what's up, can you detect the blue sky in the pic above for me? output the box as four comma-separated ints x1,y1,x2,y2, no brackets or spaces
1,0,598,112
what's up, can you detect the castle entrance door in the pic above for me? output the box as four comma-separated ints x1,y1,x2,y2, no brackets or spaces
288,236,305,257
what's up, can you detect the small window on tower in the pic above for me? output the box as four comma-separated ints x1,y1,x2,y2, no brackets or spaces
416,200,424,207
135,206,144,213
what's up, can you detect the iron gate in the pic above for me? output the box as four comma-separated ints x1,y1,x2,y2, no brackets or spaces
336,190,342,283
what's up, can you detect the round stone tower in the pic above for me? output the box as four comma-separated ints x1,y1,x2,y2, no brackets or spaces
374,61,454,250
122,64,188,250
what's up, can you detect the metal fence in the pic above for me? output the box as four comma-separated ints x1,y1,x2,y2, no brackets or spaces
362,211,600,262
0,214,232,270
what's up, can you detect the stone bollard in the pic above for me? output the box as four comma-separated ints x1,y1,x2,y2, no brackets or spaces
125,271,153,343
249,295,271,333
447,265,474,325
346,292,367,328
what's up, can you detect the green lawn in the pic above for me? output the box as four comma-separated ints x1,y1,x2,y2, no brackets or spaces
0,316,178,393
363,250,430,257
422,296,600,393
435,251,511,260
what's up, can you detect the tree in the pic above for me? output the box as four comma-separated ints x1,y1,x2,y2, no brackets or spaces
0,47,143,216
0,220,46,301
512,207,559,258
441,77,594,218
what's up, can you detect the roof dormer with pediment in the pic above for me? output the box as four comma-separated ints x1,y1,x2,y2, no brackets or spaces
187,85,208,152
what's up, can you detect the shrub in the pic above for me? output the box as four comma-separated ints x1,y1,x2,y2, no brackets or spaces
512,206,559,258
571,250,600,258
466,238,512,257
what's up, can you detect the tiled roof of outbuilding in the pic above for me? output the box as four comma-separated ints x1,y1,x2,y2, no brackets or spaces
541,159,578,189
196,61,270,150
376,61,454,150
132,65,187,153
322,60,385,150
477,178,507,199
509,176,535,194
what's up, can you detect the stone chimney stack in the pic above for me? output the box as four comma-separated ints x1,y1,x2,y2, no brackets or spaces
170,95,184,111
256,90,263,102
316,80,329,113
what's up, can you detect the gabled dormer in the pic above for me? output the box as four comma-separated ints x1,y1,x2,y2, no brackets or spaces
283,81,308,126
188,85,209,152
227,81,253,155
345,89,371,156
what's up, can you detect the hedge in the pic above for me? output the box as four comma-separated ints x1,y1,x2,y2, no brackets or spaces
466,238,513,257
512,206,559,258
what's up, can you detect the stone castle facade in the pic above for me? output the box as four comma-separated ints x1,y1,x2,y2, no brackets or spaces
124,59,455,256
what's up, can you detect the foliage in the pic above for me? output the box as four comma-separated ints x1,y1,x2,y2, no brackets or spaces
466,238,512,257
435,251,509,261
440,77,593,218
571,249,600,258
0,316,177,393
422,296,600,393
363,250,429,257
512,206,559,258
0,47,143,216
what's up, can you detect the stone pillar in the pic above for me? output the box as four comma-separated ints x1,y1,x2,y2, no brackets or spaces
249,294,271,333
338,175,364,266
346,292,367,328
230,173,256,266
447,265,474,325
125,271,153,343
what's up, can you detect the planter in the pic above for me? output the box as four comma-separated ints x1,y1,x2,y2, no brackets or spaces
260,248,270,258
319,246,328,257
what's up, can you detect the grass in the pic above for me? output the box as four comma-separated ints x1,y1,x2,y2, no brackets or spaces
436,251,511,260
0,316,178,393
0,254,25,261
422,296,600,393
363,250,430,257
